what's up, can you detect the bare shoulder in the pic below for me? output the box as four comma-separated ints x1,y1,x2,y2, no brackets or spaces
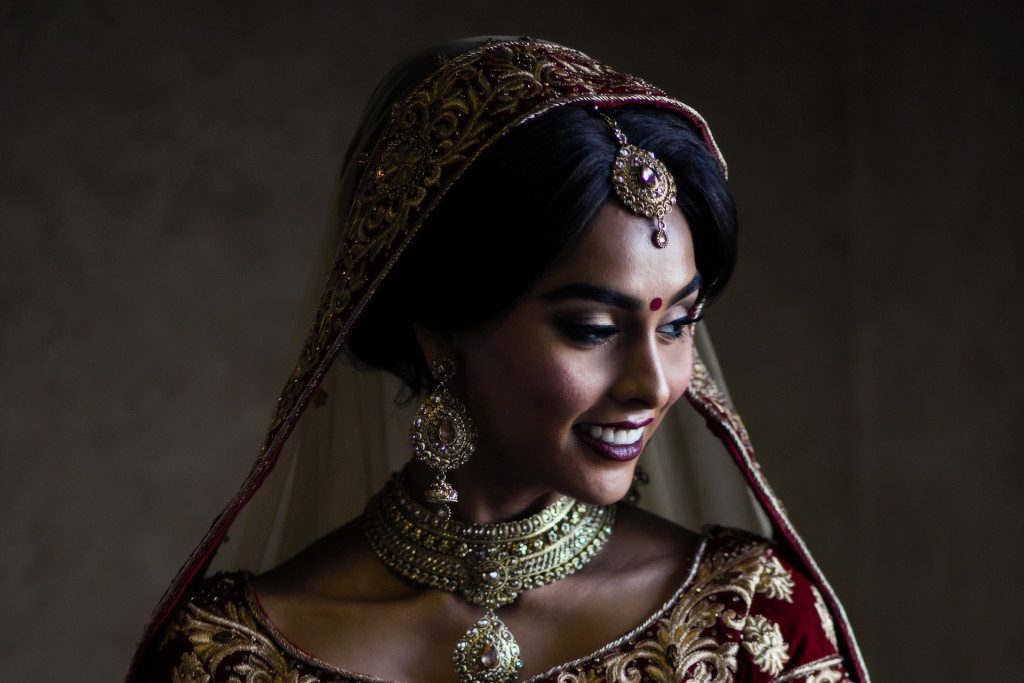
570,503,704,606
254,517,409,603
614,503,703,551
589,503,703,576
250,518,456,679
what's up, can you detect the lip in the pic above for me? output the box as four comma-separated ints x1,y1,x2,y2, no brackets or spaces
573,420,653,463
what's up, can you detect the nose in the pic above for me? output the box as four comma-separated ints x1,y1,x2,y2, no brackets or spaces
611,337,674,409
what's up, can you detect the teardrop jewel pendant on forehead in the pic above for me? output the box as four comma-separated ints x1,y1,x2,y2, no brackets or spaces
599,112,678,248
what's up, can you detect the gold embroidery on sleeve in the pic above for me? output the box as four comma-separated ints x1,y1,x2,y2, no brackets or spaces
756,555,795,603
811,585,839,648
173,600,322,683
170,651,209,683
741,614,790,676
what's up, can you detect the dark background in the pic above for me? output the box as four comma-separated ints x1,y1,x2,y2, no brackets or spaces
2,1,1022,679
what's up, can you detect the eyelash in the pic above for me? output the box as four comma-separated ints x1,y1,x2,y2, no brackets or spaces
559,318,694,346
658,319,694,340
560,323,617,345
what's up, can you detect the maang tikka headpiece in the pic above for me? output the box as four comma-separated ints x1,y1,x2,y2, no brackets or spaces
599,112,678,248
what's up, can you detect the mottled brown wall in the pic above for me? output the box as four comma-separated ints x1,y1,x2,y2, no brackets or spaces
2,2,1021,679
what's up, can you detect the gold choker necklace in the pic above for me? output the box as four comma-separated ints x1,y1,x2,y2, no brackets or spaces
363,474,616,683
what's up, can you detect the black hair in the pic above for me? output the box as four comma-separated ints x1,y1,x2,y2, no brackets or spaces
346,104,738,396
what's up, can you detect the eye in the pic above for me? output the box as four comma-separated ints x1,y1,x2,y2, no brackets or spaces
557,321,618,345
657,317,694,340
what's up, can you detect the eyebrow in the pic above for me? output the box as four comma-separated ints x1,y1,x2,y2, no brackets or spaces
540,274,703,312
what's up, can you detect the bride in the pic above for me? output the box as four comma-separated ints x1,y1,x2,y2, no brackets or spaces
129,37,869,683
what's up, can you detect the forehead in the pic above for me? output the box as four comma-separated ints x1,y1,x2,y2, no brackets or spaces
534,203,697,294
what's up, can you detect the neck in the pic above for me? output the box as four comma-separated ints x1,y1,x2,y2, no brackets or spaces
405,458,563,525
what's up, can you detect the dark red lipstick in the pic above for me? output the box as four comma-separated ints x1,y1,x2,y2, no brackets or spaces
573,418,653,462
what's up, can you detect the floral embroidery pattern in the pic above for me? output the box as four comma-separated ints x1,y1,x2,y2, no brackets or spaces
756,555,795,602
741,614,789,676
595,533,772,682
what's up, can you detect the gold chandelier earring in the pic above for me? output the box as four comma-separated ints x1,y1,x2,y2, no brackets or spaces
409,356,476,521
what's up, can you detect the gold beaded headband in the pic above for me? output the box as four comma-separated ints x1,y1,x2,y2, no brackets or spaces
599,112,678,248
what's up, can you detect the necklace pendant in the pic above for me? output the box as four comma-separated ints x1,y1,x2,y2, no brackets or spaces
453,609,522,683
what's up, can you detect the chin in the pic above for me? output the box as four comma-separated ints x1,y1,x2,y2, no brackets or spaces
565,467,635,506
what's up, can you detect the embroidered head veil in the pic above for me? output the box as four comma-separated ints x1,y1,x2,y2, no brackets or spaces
128,37,869,681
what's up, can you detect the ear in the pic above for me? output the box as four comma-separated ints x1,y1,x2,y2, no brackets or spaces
413,324,456,370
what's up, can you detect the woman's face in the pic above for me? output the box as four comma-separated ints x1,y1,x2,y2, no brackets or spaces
450,202,701,508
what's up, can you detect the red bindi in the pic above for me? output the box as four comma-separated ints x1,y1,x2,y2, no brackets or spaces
649,297,663,311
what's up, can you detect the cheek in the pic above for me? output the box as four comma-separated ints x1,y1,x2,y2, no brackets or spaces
463,334,606,427
512,344,605,418
535,353,606,420
666,345,696,404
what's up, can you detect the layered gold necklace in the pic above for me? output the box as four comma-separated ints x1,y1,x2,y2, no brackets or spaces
363,474,616,683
